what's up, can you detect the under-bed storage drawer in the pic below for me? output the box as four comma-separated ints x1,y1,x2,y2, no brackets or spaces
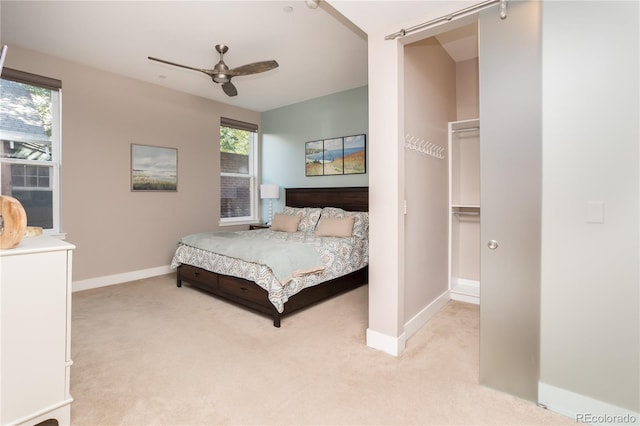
218,275,269,306
179,264,218,291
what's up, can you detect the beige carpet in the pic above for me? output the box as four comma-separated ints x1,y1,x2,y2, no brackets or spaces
70,274,573,425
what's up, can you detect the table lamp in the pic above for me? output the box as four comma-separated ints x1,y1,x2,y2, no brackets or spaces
260,184,280,225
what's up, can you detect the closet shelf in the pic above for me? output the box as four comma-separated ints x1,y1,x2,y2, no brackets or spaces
451,204,480,208
452,205,480,216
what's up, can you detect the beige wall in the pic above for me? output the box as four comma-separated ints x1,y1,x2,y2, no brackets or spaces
539,0,639,413
4,46,259,282
456,58,479,121
403,38,456,320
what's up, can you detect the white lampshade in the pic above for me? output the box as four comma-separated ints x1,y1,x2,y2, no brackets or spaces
260,184,280,225
260,184,280,199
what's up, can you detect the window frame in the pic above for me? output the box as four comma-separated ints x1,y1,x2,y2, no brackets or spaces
0,68,62,234
219,117,259,226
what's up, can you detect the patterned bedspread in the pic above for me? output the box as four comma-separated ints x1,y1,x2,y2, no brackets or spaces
170,229,368,313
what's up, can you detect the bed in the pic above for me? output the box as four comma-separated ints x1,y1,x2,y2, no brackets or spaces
171,187,369,327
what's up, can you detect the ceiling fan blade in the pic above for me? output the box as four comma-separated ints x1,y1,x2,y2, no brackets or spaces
228,60,279,77
222,81,238,97
148,56,214,77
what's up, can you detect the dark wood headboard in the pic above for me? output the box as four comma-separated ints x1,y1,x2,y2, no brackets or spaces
285,187,368,212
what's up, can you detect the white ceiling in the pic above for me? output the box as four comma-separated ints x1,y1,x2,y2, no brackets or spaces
1,1,478,112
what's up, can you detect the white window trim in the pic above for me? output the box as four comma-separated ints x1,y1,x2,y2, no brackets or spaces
0,81,61,234
50,88,61,234
219,127,259,226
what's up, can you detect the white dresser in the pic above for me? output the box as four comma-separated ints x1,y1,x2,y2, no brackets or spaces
1,236,75,426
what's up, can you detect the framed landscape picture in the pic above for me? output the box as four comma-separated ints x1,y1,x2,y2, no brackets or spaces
304,140,324,176
131,144,178,191
305,134,366,176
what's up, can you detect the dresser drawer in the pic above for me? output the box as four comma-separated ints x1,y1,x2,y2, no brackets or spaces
218,275,268,305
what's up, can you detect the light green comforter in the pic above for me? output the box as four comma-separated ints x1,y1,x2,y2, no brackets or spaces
179,231,325,284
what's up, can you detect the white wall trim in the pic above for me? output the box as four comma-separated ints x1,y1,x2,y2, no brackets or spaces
73,265,173,292
539,381,639,425
366,328,406,356
404,289,450,339
366,290,450,356
450,278,480,304
450,291,480,305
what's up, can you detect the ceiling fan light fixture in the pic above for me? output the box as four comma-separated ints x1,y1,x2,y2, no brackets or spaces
213,74,229,83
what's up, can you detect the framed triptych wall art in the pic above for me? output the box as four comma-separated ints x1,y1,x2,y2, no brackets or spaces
305,134,366,176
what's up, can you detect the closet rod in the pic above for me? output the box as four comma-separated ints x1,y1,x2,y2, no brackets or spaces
385,0,506,41
453,211,480,216
451,127,480,133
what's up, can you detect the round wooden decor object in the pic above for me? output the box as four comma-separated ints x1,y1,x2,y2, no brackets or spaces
0,195,28,249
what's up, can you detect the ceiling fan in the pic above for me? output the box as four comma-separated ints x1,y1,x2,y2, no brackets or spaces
148,44,278,97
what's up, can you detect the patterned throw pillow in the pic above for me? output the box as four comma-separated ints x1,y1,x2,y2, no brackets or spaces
319,207,369,238
281,206,322,232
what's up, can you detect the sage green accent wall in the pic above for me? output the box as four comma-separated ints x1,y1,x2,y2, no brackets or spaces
260,86,368,221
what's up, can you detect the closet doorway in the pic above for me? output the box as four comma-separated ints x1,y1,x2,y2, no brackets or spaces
402,0,542,403
403,19,481,315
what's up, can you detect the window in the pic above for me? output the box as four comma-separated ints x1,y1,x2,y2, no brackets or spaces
0,68,61,232
219,117,258,223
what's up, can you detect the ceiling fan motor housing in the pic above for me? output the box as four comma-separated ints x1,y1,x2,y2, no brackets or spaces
213,58,230,83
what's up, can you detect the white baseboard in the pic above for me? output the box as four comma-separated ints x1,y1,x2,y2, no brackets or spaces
539,381,639,425
450,292,480,304
366,290,449,356
73,265,174,292
366,327,406,356
404,289,450,339
450,277,480,304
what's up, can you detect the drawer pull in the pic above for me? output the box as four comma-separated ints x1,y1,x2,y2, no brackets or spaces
194,272,200,277
240,287,248,292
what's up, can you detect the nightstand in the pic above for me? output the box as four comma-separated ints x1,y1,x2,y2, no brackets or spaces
249,224,270,230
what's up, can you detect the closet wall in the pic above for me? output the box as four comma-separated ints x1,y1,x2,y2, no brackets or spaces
456,58,479,120
403,38,456,322
403,33,479,324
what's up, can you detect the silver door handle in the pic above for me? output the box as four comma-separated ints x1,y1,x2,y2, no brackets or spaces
487,240,498,250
